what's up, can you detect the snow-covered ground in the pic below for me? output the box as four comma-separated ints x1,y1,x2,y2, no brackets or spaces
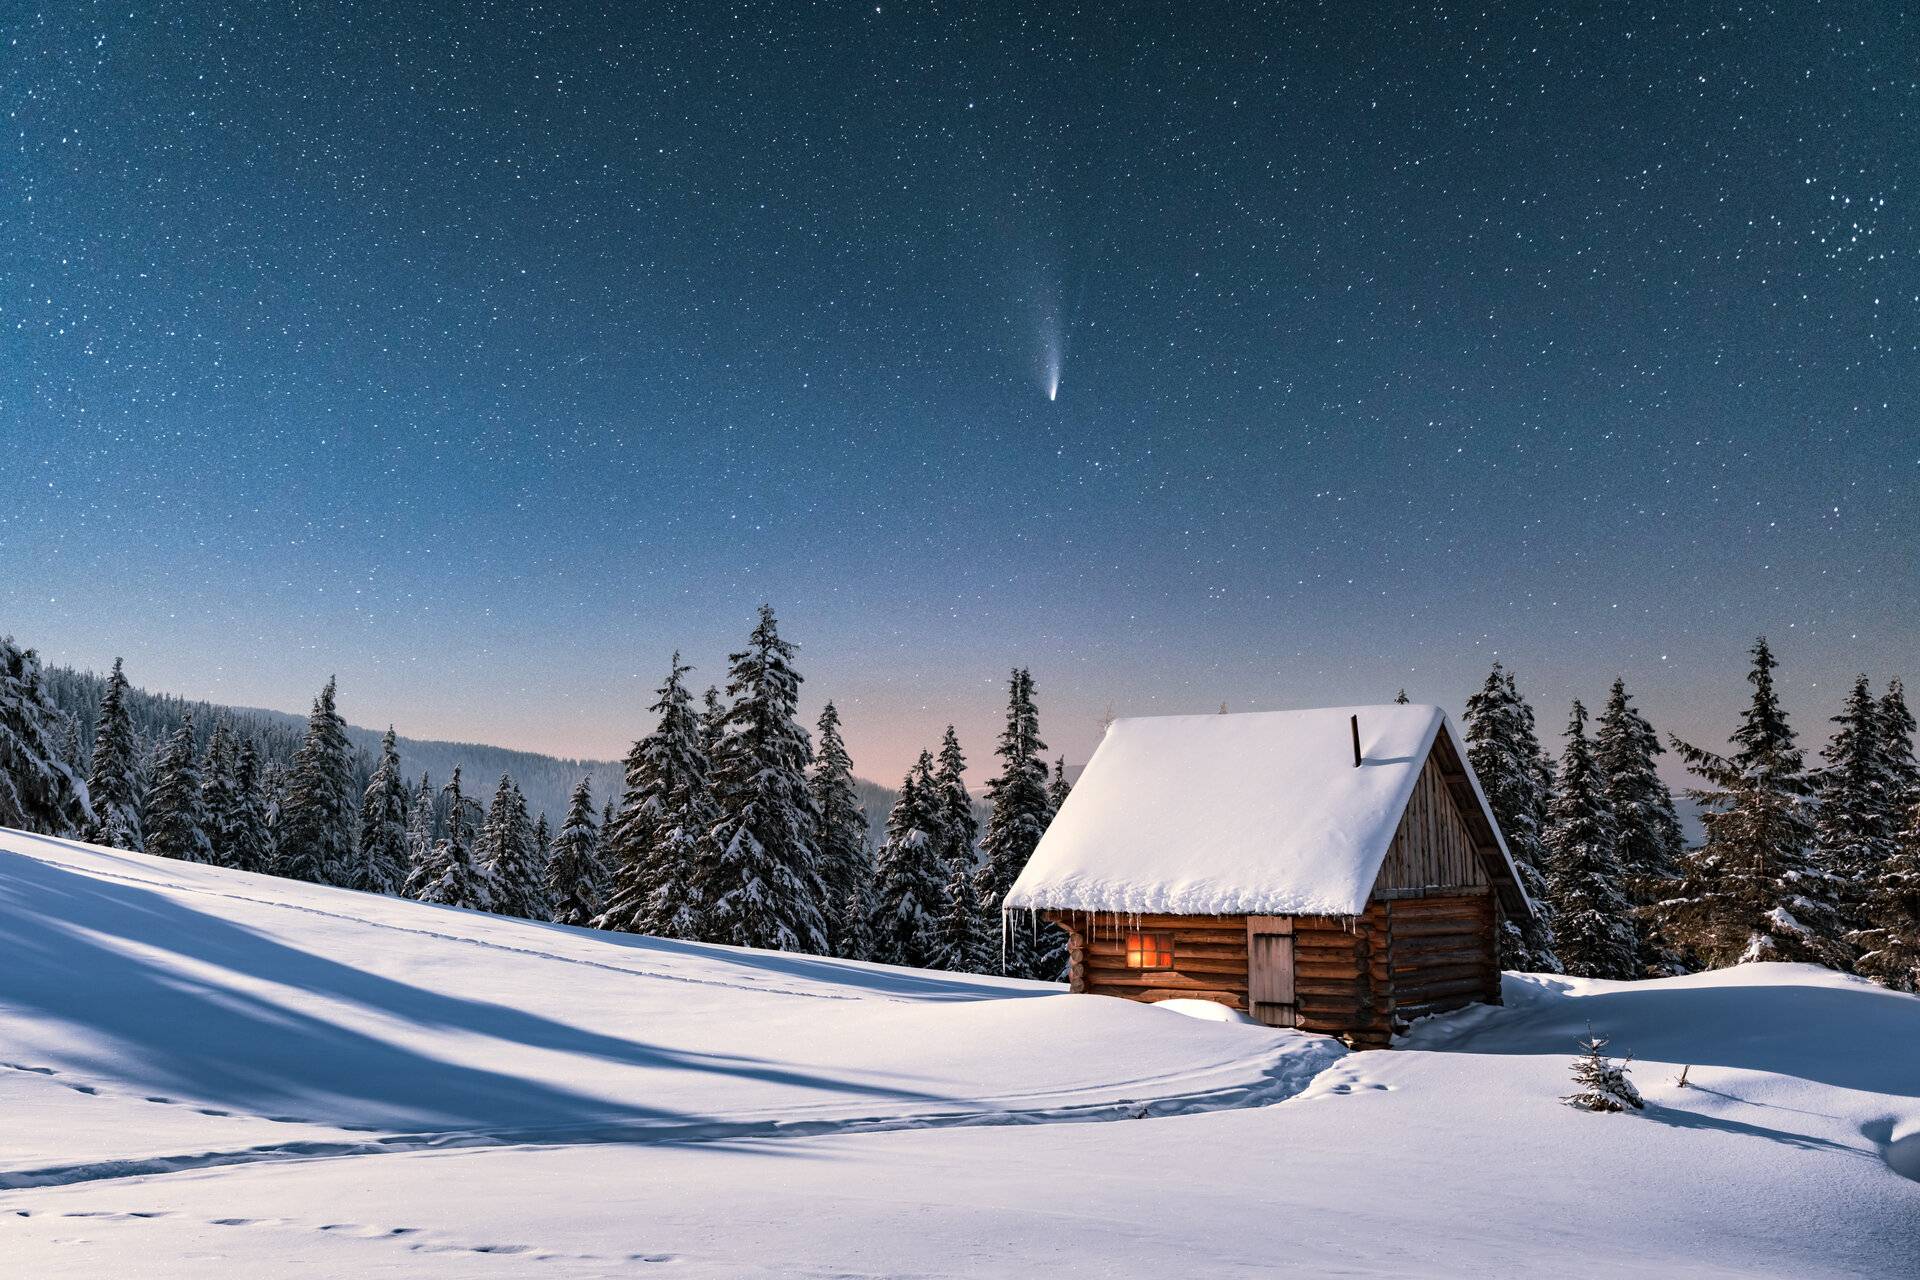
3,829,1916,1276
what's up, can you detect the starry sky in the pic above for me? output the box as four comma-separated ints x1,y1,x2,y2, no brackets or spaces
5,2,1915,784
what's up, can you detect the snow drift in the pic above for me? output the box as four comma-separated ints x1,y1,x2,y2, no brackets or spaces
3,827,1917,1277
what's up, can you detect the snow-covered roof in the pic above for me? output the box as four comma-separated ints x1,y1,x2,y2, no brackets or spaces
1004,703,1527,919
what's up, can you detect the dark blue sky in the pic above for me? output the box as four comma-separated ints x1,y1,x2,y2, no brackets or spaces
5,2,1914,780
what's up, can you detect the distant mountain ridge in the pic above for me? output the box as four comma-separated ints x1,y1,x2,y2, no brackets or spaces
40,663,900,844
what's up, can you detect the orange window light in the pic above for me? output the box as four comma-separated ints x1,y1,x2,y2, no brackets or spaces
1124,932,1174,970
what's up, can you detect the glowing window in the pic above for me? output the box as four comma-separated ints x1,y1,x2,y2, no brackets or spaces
1124,932,1174,970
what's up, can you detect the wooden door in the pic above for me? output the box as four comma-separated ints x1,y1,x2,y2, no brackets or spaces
1246,916,1296,1028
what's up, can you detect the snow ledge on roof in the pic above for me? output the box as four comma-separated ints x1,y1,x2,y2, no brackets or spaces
1004,703,1502,919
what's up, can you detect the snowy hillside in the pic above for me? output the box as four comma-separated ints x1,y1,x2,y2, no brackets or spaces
3,829,1916,1277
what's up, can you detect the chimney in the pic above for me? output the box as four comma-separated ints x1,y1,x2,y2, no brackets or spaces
1350,714,1362,768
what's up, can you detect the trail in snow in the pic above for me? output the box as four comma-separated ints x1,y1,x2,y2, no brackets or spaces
0,1034,1342,1191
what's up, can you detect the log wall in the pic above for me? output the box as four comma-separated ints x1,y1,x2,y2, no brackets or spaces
1379,892,1502,1026
1047,892,1499,1050
1066,913,1251,1010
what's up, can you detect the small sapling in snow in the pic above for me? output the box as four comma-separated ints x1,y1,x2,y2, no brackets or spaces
1563,1032,1645,1113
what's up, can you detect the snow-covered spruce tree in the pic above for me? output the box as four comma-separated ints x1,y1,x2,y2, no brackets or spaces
411,768,488,910
224,738,274,873
355,727,410,896
400,773,438,897
260,760,290,860
1562,1033,1644,1113
1046,755,1072,812
548,776,601,927
84,656,143,849
1877,679,1919,818
870,756,947,969
1656,638,1851,970
0,636,91,837
597,653,712,939
934,834,990,973
1594,677,1687,973
198,719,239,866
931,725,989,969
809,701,871,957
601,721,660,914
59,715,84,780
1813,676,1892,932
481,774,548,919
276,676,358,885
1853,798,1920,991
700,684,726,759
836,835,877,962
1544,702,1637,980
598,797,618,906
144,715,214,863
1463,663,1559,971
977,668,1061,979
697,608,828,952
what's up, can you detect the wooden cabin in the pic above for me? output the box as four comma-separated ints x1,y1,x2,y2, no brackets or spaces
1004,703,1533,1049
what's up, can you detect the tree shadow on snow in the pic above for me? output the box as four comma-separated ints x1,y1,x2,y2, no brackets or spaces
1640,1100,1880,1160
1437,978,1920,1099
566,926,1057,1002
12,829,1047,1005
0,848,954,1134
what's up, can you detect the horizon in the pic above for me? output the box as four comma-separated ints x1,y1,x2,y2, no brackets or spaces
22,625,1904,803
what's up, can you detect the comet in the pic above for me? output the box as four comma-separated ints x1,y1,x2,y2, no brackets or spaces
1037,297,1065,403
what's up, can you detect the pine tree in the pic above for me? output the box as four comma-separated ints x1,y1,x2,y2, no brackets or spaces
198,719,240,866
411,769,487,910
356,727,410,895
1812,676,1892,933
1594,678,1687,973
276,677,358,885
978,668,1060,979
598,654,712,939
549,776,602,927
0,636,91,837
1394,689,1411,704
809,702,871,957
224,738,274,873
59,715,84,780
930,725,986,967
260,759,291,862
870,758,947,969
837,870,876,962
1463,662,1560,971
1562,1033,1645,1112
401,773,438,896
1046,756,1073,812
84,657,143,849
1544,702,1637,979
700,685,726,757
144,715,214,863
603,726,659,908
1853,798,1920,991
481,774,548,919
599,797,618,906
1656,638,1851,969
698,608,827,952
934,839,989,973
1876,679,1919,818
